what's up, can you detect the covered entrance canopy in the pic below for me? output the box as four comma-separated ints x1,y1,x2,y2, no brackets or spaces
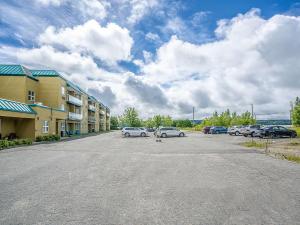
0,98,36,139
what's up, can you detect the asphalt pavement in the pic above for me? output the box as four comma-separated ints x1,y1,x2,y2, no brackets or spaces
0,131,299,225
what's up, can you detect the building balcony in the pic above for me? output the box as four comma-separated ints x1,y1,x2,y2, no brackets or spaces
68,112,83,120
67,94,82,106
100,110,105,115
88,116,96,122
88,105,96,111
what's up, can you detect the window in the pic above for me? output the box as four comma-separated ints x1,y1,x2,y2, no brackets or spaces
75,123,81,130
28,90,35,101
61,104,65,111
61,86,65,96
42,121,49,133
61,122,65,131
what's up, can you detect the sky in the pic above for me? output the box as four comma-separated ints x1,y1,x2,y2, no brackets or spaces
1,0,300,119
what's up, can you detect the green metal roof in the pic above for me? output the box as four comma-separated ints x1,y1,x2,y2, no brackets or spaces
67,81,83,94
0,98,36,114
0,65,38,81
31,70,60,77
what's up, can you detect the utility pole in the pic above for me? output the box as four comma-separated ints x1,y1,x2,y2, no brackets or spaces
290,101,294,125
192,107,195,125
251,104,254,124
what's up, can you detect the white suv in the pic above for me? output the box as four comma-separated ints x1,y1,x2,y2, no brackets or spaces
156,127,185,138
122,127,148,137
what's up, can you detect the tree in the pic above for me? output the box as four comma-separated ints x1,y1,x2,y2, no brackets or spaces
144,118,155,128
292,97,300,126
153,115,163,128
199,109,256,127
162,115,173,126
120,107,141,127
173,119,193,128
110,116,119,130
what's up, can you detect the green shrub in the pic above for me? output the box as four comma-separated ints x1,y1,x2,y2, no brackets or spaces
0,140,10,149
22,139,33,145
36,134,60,142
0,138,33,150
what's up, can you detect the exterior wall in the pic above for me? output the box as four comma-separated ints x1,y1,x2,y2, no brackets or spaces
37,77,67,110
15,119,35,139
32,106,66,138
94,102,100,132
25,77,39,104
0,117,16,137
99,106,106,131
106,118,110,131
0,76,39,104
81,94,88,134
0,76,27,103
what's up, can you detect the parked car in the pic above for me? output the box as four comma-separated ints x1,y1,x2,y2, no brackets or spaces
209,126,228,134
202,126,211,134
156,127,185,138
258,126,297,138
241,125,261,137
146,128,155,132
122,127,148,137
228,126,245,136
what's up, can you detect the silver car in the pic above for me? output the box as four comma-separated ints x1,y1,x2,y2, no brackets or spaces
156,127,185,138
228,126,245,136
241,125,261,137
122,127,148,137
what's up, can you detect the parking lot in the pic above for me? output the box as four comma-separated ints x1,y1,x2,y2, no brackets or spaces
0,131,300,225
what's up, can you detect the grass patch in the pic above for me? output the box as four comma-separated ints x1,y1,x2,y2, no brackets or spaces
282,154,300,163
288,141,300,146
242,141,266,149
291,126,300,137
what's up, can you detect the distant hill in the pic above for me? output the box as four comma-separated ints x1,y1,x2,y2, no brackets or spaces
190,119,291,125
256,120,291,125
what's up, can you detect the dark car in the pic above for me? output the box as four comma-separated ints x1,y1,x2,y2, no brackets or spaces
202,126,211,134
210,126,228,134
259,126,297,138
146,128,155,132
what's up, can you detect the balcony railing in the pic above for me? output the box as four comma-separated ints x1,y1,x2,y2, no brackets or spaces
88,105,96,111
88,116,96,122
67,94,82,106
68,112,83,120
99,110,105,115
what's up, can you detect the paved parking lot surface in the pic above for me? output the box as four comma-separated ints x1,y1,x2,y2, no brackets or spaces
0,131,300,225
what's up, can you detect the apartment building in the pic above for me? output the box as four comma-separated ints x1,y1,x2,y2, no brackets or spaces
0,65,110,139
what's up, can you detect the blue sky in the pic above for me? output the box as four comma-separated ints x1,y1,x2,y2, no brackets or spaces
1,0,300,118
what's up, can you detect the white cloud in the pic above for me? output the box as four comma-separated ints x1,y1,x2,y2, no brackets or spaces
145,32,161,43
127,0,159,24
36,0,109,19
139,10,300,119
38,20,133,64
36,0,65,6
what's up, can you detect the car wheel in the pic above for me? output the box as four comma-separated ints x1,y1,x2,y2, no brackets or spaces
251,132,255,137
270,133,276,139
235,131,239,136
125,132,130,137
141,132,146,137
291,133,297,138
179,132,184,137
161,133,167,138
